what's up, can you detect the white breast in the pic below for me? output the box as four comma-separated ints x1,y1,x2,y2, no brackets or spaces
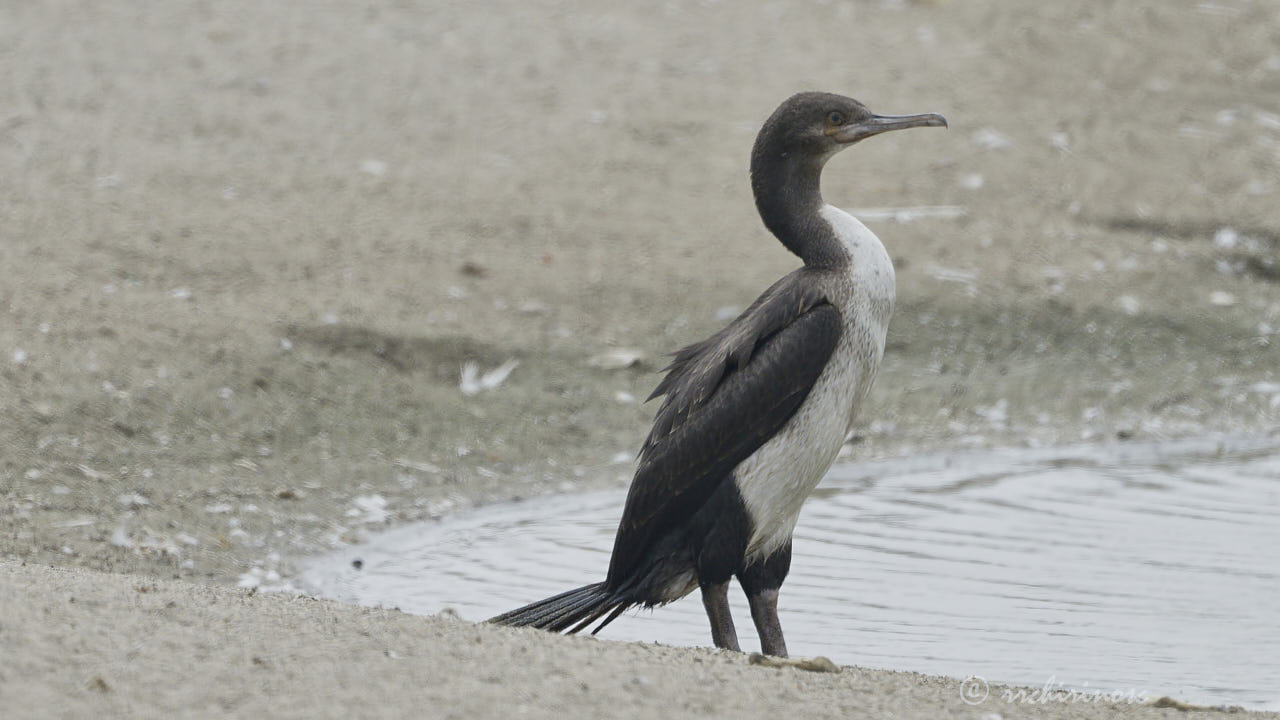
734,205,896,563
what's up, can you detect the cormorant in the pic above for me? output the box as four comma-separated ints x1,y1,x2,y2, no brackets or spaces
491,92,946,656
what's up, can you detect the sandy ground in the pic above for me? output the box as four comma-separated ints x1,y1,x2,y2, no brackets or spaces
2,560,1259,720
2,0,1279,717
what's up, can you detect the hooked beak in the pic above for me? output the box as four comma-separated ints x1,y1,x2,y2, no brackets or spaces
835,112,948,144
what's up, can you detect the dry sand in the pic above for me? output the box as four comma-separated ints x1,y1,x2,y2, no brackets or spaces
2,0,1279,717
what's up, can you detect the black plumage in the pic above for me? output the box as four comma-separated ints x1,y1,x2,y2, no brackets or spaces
489,290,839,636
608,279,840,591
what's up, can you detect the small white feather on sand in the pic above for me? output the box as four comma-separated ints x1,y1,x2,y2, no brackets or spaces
459,359,519,395
586,348,647,370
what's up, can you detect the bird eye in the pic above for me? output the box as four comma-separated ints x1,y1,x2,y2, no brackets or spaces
827,111,845,125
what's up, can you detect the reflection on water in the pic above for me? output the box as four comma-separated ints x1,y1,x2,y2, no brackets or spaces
299,436,1280,710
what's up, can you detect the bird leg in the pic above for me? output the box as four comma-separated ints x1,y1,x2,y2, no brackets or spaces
738,541,792,657
700,581,741,651
746,588,788,657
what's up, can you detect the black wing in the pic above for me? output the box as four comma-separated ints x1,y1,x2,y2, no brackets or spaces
605,270,841,588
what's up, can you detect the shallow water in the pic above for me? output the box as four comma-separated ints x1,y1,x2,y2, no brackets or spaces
299,437,1280,710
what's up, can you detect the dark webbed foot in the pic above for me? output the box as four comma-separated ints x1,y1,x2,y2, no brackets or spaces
700,581,741,651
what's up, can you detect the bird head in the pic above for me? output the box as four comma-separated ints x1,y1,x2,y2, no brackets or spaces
754,92,947,164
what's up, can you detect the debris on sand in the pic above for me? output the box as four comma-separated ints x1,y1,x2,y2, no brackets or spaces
117,493,150,510
348,495,391,524
459,359,519,395
108,526,133,549
1209,290,1237,307
853,206,968,223
392,458,443,475
971,127,1014,151
748,653,840,673
587,348,647,370
237,566,284,590
1117,295,1141,316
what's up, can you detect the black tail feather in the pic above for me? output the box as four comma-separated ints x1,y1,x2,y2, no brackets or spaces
489,584,599,629
488,582,629,635
589,602,630,635
538,586,610,632
565,599,616,635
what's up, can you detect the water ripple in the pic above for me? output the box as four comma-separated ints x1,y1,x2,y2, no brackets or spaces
300,436,1280,710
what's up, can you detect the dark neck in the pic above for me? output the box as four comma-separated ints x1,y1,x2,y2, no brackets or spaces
750,149,845,268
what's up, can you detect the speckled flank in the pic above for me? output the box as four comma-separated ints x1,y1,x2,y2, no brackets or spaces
734,205,895,562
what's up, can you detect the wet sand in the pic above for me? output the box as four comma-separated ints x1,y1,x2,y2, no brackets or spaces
3,0,1279,716
5,559,1230,719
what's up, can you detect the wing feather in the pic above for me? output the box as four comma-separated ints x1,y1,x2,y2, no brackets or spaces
605,270,840,588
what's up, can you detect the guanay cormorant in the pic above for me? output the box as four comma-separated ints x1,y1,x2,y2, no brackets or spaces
491,92,947,656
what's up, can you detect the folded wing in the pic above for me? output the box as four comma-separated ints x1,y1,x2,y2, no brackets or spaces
606,270,842,588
